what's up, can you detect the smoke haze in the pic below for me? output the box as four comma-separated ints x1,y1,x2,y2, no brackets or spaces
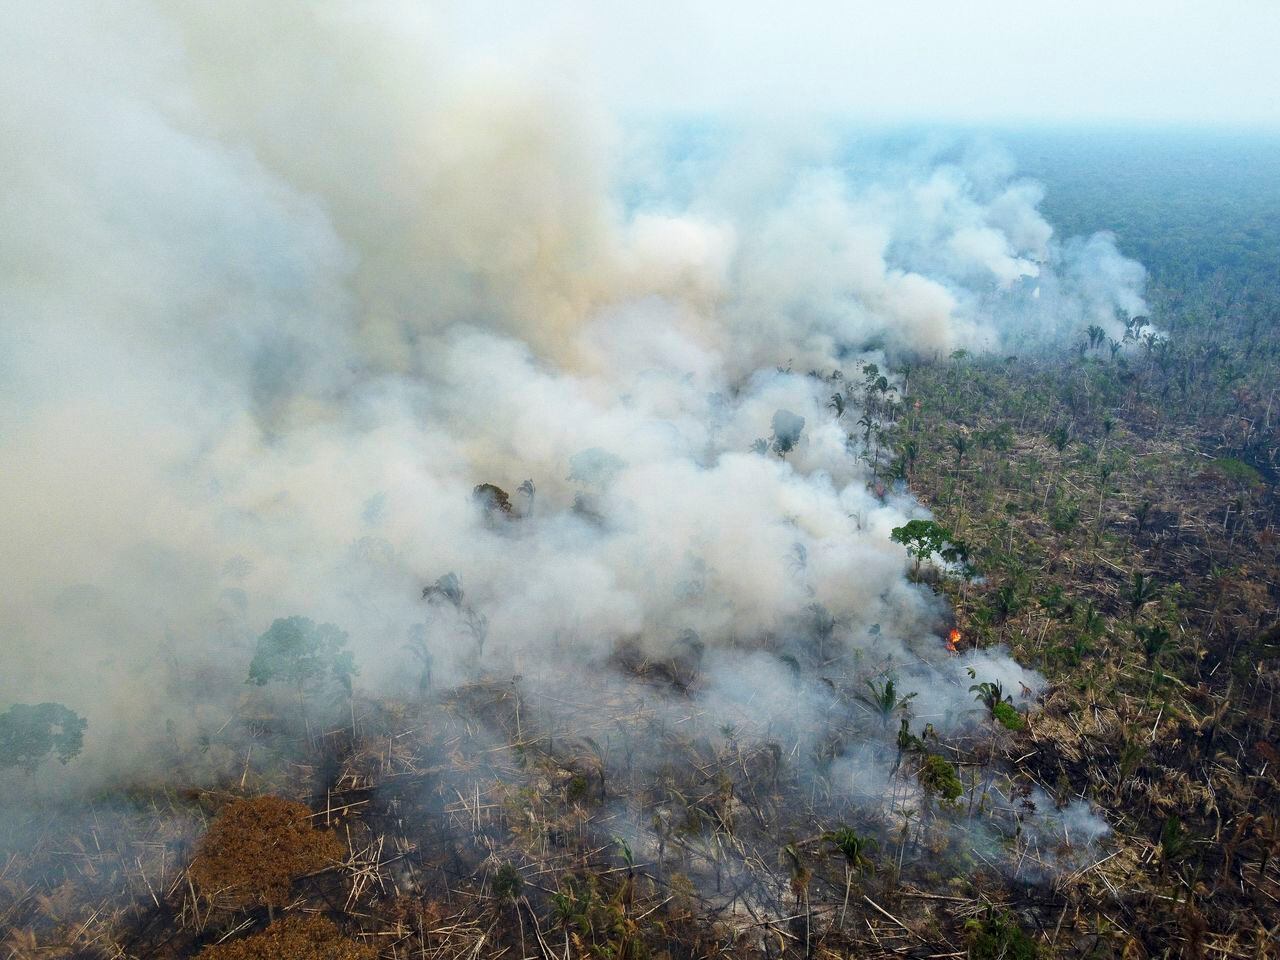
1,1,1141,861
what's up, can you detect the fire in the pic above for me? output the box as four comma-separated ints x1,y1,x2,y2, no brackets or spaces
946,629,961,653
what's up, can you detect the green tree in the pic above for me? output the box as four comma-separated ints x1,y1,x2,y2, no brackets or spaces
0,702,87,772
970,680,1026,731
247,616,356,696
491,861,524,903
965,910,1038,960
918,754,963,805
891,519,966,577
770,409,806,457
824,827,875,925
1134,499,1153,535
858,677,916,730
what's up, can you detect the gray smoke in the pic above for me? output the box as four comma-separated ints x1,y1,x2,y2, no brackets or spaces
0,1,1128,862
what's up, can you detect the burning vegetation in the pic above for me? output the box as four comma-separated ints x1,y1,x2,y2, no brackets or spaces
0,4,1278,960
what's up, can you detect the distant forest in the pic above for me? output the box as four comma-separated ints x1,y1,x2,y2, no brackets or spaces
1005,126,1280,289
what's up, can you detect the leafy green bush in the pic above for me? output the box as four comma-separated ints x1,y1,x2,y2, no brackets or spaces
1048,498,1079,533
491,861,524,902
965,911,1037,960
918,754,963,804
992,701,1027,731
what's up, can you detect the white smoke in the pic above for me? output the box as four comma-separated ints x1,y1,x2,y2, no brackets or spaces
0,0,1129,869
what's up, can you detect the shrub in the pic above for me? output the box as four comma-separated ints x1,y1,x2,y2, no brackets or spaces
491,861,524,902
918,754,963,804
964,910,1038,960
189,796,344,911
196,914,375,960
992,701,1027,731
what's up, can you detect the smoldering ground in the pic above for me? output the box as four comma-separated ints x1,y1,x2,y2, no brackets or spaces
0,0,1137,894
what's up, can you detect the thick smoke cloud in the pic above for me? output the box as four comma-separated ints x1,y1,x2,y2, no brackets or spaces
0,0,1138,862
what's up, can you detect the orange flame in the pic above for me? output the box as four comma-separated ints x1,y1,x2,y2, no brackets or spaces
946,629,961,653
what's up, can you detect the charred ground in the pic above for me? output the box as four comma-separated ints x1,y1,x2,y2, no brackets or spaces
3,308,1278,958
3,129,1279,960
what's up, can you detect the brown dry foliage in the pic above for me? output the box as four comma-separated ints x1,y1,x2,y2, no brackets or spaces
189,796,344,909
195,914,375,960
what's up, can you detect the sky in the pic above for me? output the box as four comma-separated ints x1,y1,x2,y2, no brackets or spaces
446,0,1280,127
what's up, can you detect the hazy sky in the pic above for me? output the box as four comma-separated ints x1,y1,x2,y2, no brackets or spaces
448,0,1280,127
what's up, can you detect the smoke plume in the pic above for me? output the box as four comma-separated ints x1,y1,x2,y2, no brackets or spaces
1,0,1138,870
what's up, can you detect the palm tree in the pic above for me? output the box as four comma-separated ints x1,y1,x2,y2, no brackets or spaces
899,438,919,482
423,572,464,607
491,861,526,955
859,677,916,730
825,827,875,926
1048,424,1070,453
1128,572,1159,622
969,679,1008,715
613,836,636,910
464,608,489,663
970,678,1025,731
858,413,875,447
1095,462,1114,530
1079,600,1105,639
1137,623,1170,666
1100,417,1116,454
1134,499,1153,536
1042,425,1071,510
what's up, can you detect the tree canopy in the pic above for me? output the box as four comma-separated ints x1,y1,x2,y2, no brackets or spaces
247,616,356,694
890,519,969,576
0,702,87,772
